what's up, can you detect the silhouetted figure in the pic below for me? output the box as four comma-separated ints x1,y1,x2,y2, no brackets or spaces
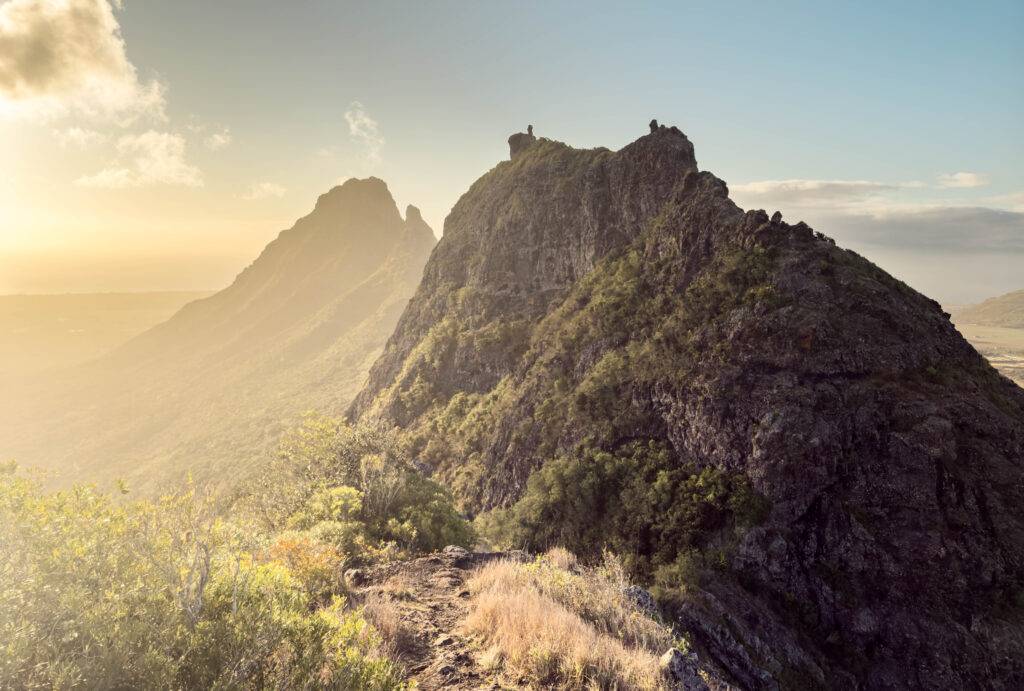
649,119,658,133
527,124,534,136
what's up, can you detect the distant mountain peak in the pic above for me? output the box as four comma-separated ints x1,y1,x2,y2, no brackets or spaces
312,176,399,217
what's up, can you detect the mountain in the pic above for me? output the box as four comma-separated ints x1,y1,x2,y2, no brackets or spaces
0,177,434,490
350,126,1024,688
953,289,1024,386
955,288,1024,328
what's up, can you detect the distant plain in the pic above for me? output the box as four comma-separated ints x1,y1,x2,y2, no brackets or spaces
0,292,211,379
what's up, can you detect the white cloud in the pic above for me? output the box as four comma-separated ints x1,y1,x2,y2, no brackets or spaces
937,172,989,189
0,0,165,123
53,126,107,148
242,181,286,200
203,127,231,150
76,130,202,188
985,190,1024,213
344,101,383,164
731,179,901,205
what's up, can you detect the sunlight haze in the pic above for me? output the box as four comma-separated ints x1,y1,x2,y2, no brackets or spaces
1,0,1021,302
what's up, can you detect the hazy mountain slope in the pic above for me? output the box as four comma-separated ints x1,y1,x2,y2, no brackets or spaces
351,127,1024,688
0,178,434,490
0,291,210,379
953,289,1024,385
954,288,1024,328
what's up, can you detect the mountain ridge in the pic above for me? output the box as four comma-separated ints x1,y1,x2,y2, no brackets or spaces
350,125,1024,688
0,178,434,491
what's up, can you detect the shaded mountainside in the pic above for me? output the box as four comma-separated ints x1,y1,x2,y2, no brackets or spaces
351,127,1024,688
955,288,1024,329
0,178,434,490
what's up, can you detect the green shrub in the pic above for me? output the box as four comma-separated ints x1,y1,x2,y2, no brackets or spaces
476,441,768,586
244,415,475,554
0,473,406,690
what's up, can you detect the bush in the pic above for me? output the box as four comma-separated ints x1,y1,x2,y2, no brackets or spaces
476,441,768,585
247,415,475,557
0,473,407,690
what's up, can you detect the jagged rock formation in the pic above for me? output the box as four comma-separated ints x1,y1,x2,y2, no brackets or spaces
351,127,1024,688
1,178,434,490
507,129,537,158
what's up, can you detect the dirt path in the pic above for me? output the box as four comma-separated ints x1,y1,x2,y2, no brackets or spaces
351,548,525,690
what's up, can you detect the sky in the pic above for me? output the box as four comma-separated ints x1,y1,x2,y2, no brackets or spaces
0,0,1021,304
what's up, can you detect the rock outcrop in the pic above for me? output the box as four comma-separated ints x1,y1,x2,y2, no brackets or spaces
507,130,537,159
351,125,1024,688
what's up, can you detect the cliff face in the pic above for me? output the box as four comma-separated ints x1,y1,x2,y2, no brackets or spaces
0,178,435,491
349,129,698,421
351,128,1024,688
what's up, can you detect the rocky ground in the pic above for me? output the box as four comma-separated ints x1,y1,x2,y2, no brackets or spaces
349,548,523,690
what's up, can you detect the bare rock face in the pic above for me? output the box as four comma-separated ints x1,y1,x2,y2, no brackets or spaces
661,648,713,691
350,125,1024,688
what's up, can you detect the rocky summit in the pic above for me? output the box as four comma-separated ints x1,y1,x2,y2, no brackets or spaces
351,125,1024,688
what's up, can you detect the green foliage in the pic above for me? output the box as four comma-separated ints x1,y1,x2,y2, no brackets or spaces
289,486,364,529
0,415,474,688
476,441,768,587
245,414,475,555
0,473,406,690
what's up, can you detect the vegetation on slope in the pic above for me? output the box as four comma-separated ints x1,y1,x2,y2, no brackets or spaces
0,415,472,689
465,548,678,689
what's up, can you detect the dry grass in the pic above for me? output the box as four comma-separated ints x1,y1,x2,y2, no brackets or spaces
380,572,418,601
545,546,579,571
464,549,674,689
361,593,419,659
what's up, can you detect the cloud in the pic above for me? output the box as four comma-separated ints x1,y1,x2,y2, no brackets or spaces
731,179,906,206
242,181,286,200
203,127,231,150
817,206,1024,254
0,0,165,123
985,190,1024,213
76,130,202,188
53,126,107,148
344,101,383,164
936,172,989,188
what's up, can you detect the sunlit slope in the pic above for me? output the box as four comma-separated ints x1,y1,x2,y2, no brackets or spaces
954,288,1024,329
0,178,434,490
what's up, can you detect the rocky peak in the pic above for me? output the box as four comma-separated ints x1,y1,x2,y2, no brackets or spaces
351,122,1024,688
405,204,423,224
402,204,437,256
507,130,537,159
314,176,394,211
